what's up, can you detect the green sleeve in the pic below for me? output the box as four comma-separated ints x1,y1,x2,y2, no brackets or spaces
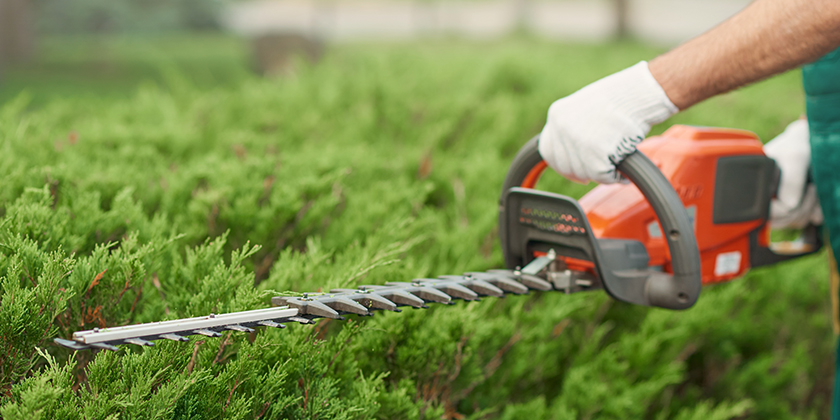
803,46,840,420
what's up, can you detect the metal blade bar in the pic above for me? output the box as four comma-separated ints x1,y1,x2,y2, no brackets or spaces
56,264,599,352
72,307,299,344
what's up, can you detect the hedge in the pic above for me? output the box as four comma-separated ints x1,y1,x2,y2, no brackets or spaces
0,36,831,419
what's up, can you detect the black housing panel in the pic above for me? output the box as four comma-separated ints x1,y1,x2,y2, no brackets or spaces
502,188,600,271
713,155,777,224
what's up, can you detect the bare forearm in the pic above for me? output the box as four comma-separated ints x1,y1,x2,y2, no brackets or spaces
650,0,840,110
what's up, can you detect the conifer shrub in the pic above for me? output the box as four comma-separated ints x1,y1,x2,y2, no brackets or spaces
0,37,831,419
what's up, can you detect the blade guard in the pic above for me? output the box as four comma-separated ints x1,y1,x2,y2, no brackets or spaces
499,136,702,310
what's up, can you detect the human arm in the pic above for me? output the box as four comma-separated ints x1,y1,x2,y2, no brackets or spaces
651,0,840,109
540,0,840,184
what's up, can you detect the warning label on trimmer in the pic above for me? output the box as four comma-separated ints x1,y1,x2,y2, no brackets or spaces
714,251,742,276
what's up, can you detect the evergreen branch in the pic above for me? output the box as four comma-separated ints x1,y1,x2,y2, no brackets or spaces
341,259,401,287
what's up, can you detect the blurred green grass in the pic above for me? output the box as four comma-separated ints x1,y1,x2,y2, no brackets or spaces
1,33,804,138
0,35,251,107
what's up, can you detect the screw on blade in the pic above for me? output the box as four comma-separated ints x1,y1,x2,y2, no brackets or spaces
160,333,189,342
258,320,286,328
357,292,400,311
436,275,505,297
487,269,552,291
124,338,154,347
414,279,480,301
464,272,529,294
195,329,222,337
226,325,255,333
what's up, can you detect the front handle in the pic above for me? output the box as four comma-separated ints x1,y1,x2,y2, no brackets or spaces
499,135,702,309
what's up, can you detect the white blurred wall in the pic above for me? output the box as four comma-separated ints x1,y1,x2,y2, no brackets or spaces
225,0,751,45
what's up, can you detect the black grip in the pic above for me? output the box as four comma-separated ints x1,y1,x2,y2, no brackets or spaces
499,135,701,309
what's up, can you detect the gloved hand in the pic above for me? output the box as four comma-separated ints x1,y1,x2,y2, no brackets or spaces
538,61,678,184
763,118,824,229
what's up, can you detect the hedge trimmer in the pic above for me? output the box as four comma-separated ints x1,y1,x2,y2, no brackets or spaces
56,125,822,351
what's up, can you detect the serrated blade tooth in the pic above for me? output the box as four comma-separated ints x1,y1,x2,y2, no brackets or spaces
90,342,120,351
258,320,286,328
517,273,553,291
438,276,504,297
195,329,222,337
488,269,552,291
124,338,154,347
386,282,453,303
54,338,91,351
226,324,254,333
160,333,189,342
323,297,369,316
385,290,425,308
466,279,504,297
417,280,479,301
362,287,425,308
412,287,454,303
363,293,399,311
464,272,529,294
288,316,315,324
346,292,399,312
285,298,341,319
437,275,505,297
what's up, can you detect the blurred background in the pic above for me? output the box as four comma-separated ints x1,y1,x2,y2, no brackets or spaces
3,2,832,419
0,0,753,106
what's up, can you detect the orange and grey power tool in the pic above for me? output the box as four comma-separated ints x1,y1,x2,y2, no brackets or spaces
55,125,822,350
501,124,822,309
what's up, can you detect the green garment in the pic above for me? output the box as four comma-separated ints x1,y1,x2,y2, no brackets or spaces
802,46,840,420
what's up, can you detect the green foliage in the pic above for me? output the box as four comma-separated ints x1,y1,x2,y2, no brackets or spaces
0,36,830,419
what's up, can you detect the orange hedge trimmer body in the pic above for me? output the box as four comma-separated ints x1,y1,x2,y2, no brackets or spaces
504,125,820,288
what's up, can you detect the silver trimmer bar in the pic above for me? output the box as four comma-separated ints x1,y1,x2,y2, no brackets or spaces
55,261,575,351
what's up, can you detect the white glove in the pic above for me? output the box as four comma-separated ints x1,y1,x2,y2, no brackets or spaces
539,61,678,184
764,119,823,229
